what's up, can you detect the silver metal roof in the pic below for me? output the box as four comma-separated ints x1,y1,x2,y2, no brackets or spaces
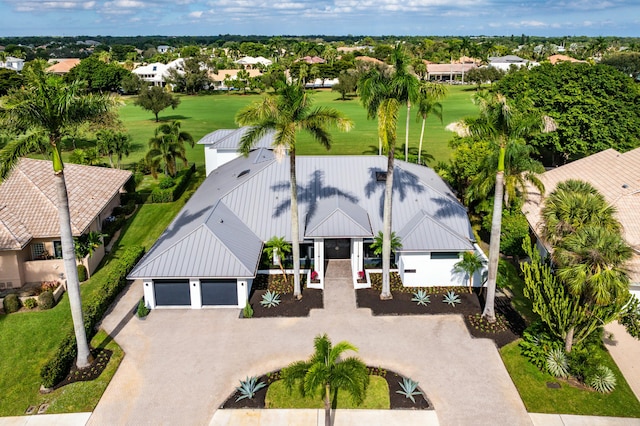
197,126,276,150
129,150,475,279
305,195,373,238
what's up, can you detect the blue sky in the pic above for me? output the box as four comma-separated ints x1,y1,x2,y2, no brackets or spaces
0,0,638,37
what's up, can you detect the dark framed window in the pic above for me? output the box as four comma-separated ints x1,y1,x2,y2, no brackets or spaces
53,241,63,259
430,252,460,260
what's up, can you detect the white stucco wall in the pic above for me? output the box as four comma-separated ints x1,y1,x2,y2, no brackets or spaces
204,147,243,176
398,252,466,287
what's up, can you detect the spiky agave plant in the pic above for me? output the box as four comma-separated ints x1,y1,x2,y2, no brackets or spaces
588,365,617,393
546,347,569,378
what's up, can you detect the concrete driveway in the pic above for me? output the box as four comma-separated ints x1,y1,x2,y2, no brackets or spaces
89,262,530,426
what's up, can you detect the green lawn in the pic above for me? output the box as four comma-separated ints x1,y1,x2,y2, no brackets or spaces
501,341,640,417
112,86,478,170
0,189,190,416
265,376,389,409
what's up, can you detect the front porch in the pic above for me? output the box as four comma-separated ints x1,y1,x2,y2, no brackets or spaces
308,237,374,290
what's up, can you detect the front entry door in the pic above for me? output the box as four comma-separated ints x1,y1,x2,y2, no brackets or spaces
325,239,350,259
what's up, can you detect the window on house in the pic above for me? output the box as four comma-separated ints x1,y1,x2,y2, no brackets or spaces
53,241,63,259
430,252,460,260
404,269,417,273
31,242,46,260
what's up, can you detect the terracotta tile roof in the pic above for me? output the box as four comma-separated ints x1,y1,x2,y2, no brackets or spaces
523,148,640,283
46,58,81,74
0,158,131,250
547,54,585,64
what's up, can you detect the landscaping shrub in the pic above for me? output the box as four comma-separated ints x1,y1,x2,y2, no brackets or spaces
3,293,21,313
137,298,150,317
38,290,55,310
158,176,175,189
23,298,38,310
149,164,195,203
112,199,136,216
40,245,145,388
77,264,88,282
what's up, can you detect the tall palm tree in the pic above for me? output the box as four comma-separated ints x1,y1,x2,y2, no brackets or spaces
235,82,352,299
97,129,131,169
454,251,486,293
282,334,369,426
146,120,194,178
389,46,420,162
264,236,292,282
0,66,114,369
415,82,447,165
555,226,631,306
449,92,555,322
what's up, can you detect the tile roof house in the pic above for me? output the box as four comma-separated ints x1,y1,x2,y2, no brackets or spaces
46,58,81,75
0,159,132,289
522,148,640,298
488,55,539,71
129,132,485,309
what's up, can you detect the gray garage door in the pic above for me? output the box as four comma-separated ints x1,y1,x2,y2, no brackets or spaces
154,280,191,306
201,280,238,306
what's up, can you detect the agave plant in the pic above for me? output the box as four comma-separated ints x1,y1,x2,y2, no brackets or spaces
236,376,267,401
260,290,281,308
588,365,617,393
411,290,431,306
546,347,569,378
396,377,423,403
442,290,461,307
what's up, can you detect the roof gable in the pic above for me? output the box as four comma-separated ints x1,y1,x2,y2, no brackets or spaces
399,210,474,252
305,196,372,238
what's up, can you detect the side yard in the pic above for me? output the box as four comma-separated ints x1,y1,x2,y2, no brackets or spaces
0,184,192,416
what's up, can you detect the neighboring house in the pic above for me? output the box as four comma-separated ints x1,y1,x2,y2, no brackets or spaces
547,54,585,65
132,58,185,86
46,58,81,75
129,135,484,309
209,68,262,90
522,148,640,298
297,56,326,64
426,63,478,82
1,57,25,72
198,127,277,176
0,159,132,289
157,45,173,54
235,56,272,68
488,55,538,71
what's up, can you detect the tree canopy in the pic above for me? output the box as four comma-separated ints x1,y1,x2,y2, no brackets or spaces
495,62,640,164
134,85,180,122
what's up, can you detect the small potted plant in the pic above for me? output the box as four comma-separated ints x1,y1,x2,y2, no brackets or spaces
357,270,366,283
310,270,320,283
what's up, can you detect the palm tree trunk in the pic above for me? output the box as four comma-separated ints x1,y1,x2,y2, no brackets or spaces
54,171,93,369
290,149,302,299
564,326,574,353
418,117,426,165
324,384,331,426
404,102,411,161
482,146,506,323
381,144,395,300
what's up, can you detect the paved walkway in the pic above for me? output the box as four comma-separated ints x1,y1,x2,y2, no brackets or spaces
88,260,530,425
604,321,640,402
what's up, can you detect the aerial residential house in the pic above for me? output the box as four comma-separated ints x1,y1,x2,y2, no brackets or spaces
209,68,262,90
157,45,173,54
547,54,585,65
1,57,25,72
132,58,185,87
129,129,484,309
522,148,640,298
488,55,538,71
46,58,81,75
0,159,132,290
235,56,273,68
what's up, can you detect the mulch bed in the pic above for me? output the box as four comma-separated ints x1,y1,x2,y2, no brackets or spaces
220,367,432,410
357,285,525,348
53,348,112,389
247,288,323,318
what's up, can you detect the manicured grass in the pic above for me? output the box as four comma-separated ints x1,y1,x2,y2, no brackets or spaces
500,341,640,417
113,86,478,170
499,260,537,324
265,376,389,409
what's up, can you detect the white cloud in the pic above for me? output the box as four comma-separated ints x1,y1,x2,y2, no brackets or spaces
189,10,203,17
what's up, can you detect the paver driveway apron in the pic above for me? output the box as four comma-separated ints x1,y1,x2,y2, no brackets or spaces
89,267,530,426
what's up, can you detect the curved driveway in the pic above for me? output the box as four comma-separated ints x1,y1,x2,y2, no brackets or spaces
89,261,530,426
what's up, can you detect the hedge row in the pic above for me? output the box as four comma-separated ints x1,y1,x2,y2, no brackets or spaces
149,164,195,203
40,245,145,388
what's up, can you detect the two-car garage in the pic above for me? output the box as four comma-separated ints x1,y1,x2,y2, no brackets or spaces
150,279,245,308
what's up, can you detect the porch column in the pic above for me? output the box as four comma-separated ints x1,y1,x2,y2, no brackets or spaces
351,238,364,280
143,280,155,308
314,239,324,289
190,279,202,309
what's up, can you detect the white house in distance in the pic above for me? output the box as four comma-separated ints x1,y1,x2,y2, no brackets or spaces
488,55,539,71
1,56,25,72
522,147,640,299
235,56,272,68
132,58,185,86
129,130,485,309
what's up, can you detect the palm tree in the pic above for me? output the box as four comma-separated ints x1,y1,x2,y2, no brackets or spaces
389,45,420,162
0,66,114,369
235,82,352,299
540,179,620,248
555,226,631,306
146,120,194,178
449,92,555,322
282,334,369,426
264,236,292,281
370,231,402,258
96,129,131,169
454,251,486,293
415,82,447,165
